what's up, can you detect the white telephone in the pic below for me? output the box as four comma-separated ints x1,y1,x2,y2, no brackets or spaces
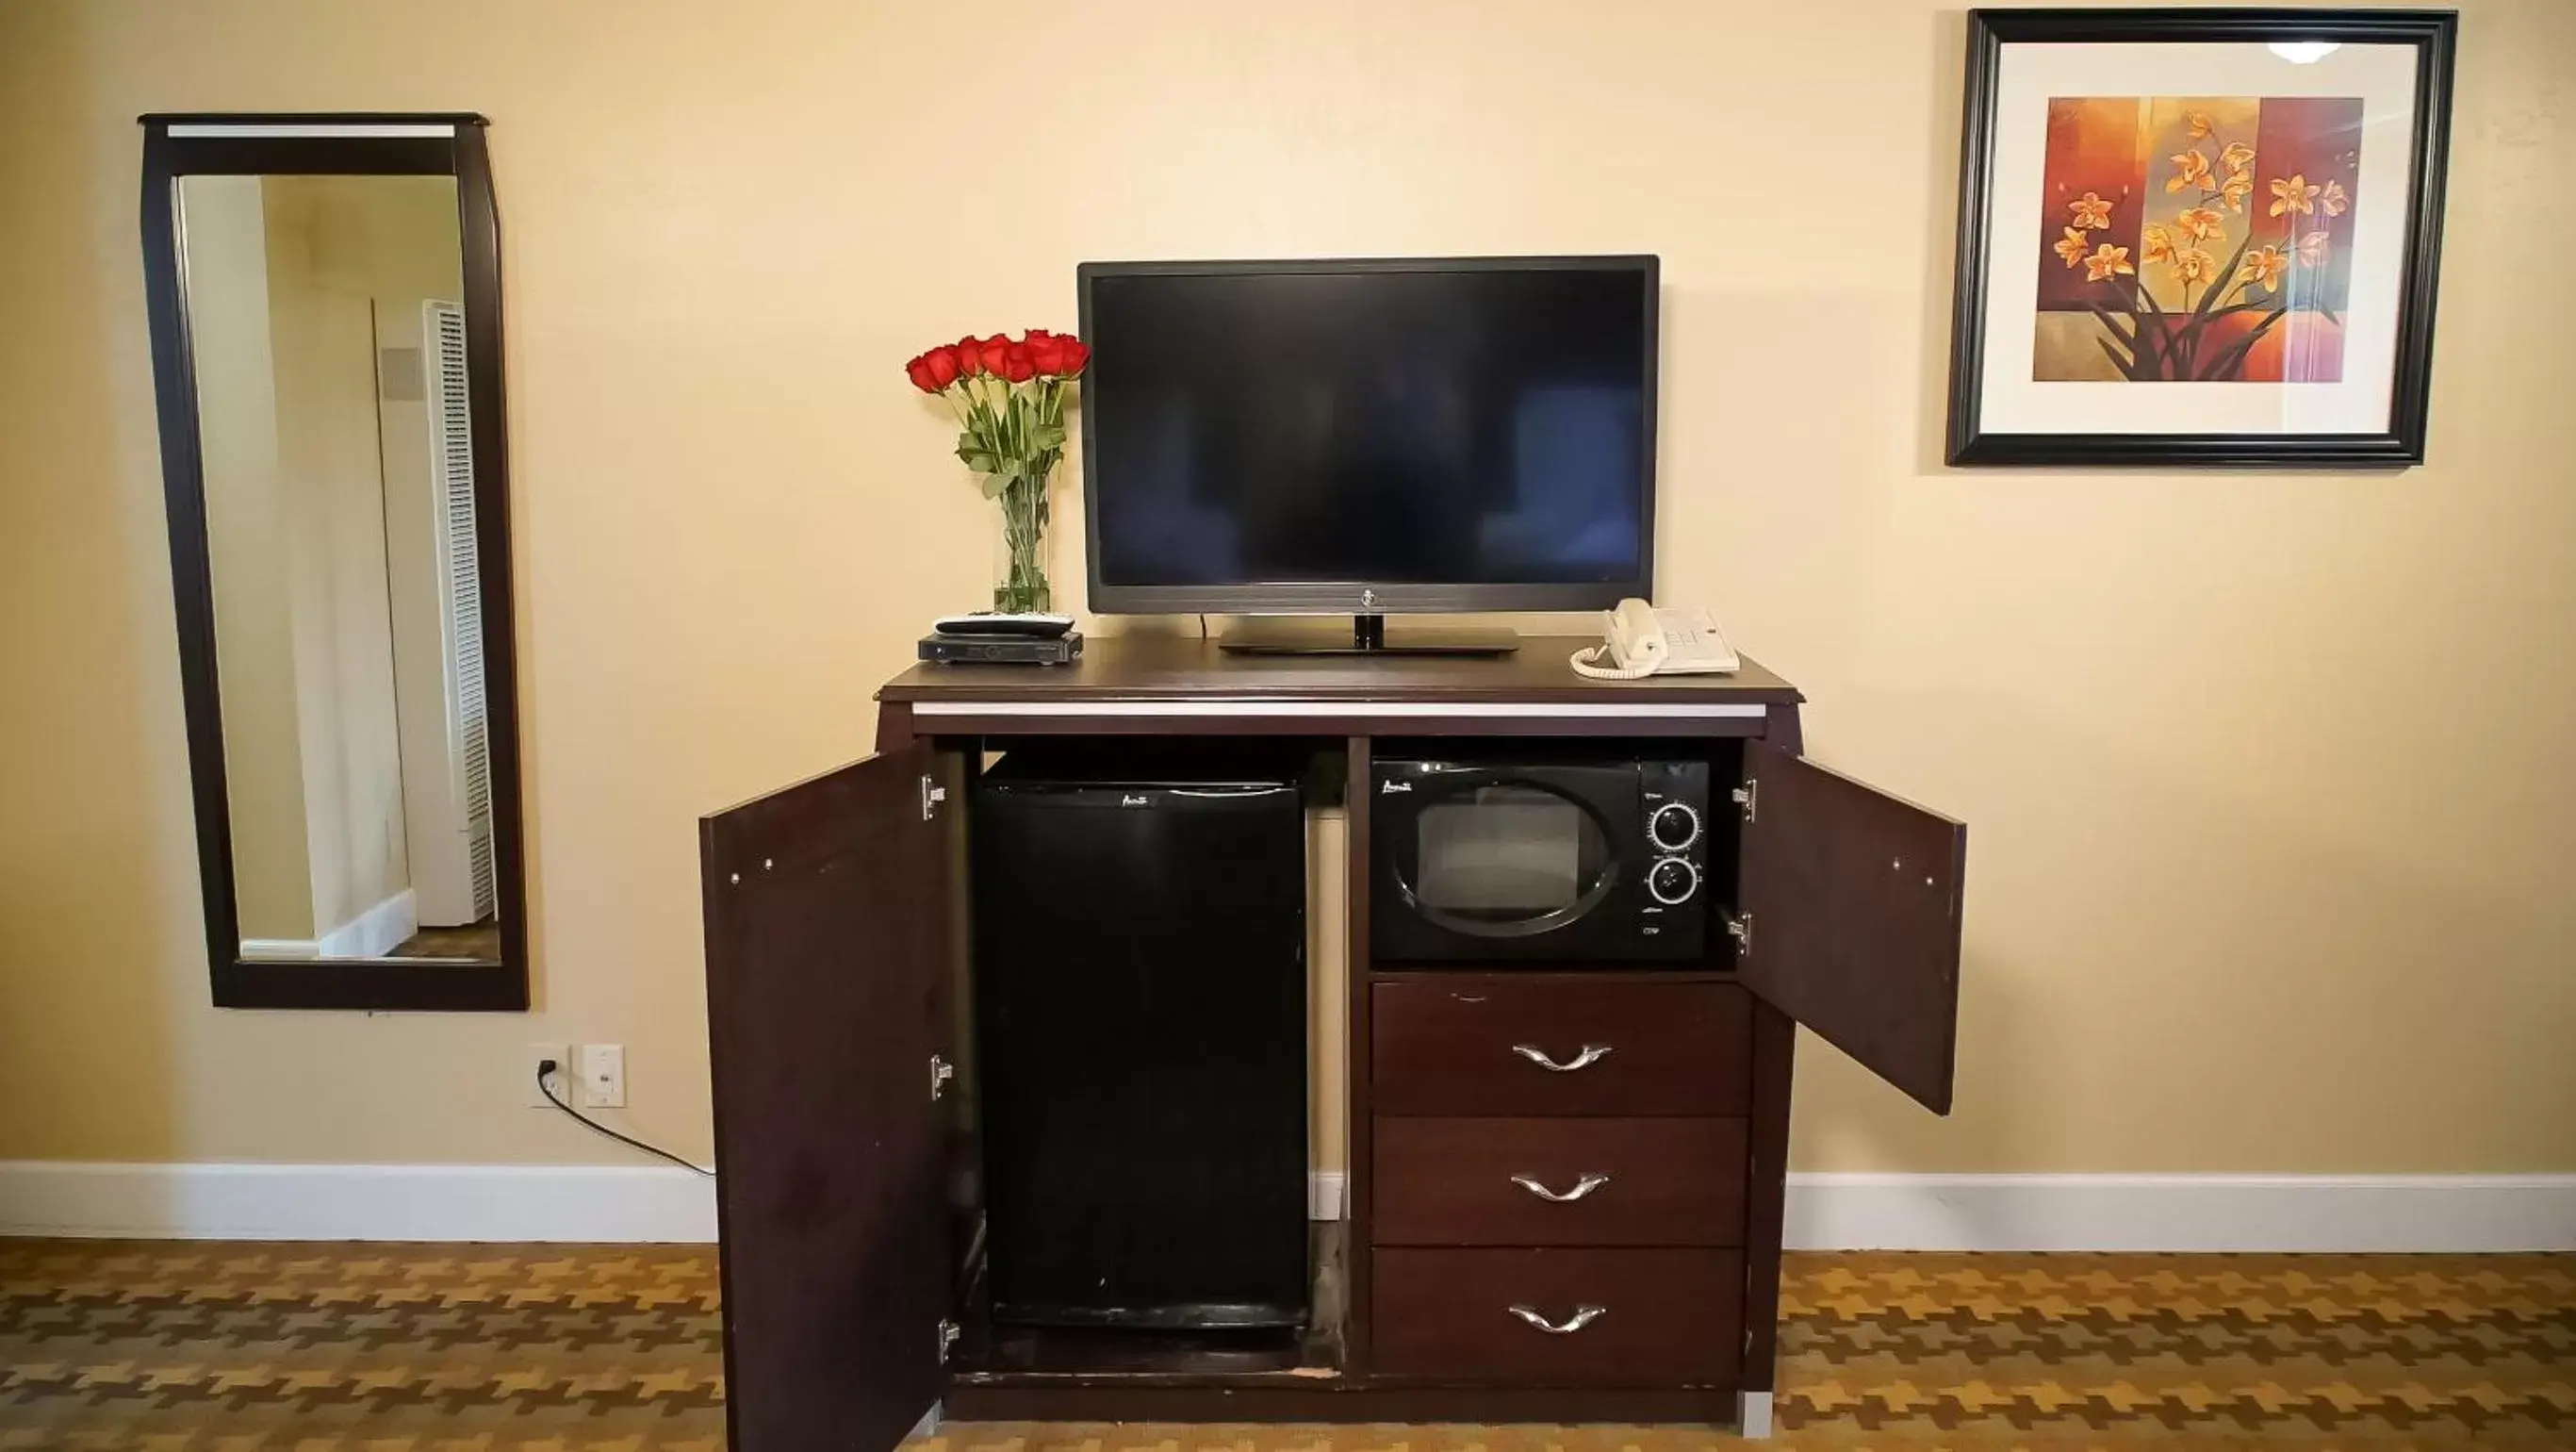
1569,600,1742,680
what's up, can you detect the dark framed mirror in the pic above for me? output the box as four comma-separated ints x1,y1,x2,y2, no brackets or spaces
140,114,528,1010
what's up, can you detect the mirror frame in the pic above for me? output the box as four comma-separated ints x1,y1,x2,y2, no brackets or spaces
139,113,529,1011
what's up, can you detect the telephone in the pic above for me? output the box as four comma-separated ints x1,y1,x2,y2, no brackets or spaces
1569,600,1742,680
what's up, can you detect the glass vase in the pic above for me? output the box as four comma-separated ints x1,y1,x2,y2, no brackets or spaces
993,464,1053,615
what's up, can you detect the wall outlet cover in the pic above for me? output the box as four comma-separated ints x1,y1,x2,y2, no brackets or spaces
580,1043,627,1109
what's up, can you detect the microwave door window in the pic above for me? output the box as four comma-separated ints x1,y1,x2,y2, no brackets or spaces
1412,785,1614,935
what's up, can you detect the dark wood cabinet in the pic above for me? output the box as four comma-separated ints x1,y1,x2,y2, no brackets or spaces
698,746,959,1452
1373,1246,1747,1384
1370,977,1754,1117
1736,742,1966,1114
699,636,1965,1447
1373,1116,1749,1248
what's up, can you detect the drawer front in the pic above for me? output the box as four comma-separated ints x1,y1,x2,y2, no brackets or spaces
1374,1117,1747,1247
1373,1247,1743,1386
1372,978,1750,1116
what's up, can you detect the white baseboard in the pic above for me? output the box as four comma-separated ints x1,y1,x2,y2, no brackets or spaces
0,1161,717,1242
5,1163,2568,1250
241,888,418,961
1783,1172,2576,1253
324,888,417,959
1311,1169,1346,1220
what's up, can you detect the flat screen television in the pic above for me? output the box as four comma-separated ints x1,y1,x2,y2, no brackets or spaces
1077,256,1657,625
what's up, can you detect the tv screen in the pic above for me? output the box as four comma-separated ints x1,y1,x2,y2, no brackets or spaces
1078,257,1656,614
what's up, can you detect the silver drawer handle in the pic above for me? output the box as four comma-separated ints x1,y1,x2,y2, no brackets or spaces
1511,1172,1612,1203
1511,1043,1613,1072
1508,1303,1608,1335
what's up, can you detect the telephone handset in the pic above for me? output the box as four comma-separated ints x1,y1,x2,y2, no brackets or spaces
1569,600,1742,680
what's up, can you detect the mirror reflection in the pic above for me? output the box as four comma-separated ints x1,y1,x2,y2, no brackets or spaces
177,174,499,965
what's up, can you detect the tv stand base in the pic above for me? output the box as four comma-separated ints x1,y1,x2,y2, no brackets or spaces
1220,614,1519,656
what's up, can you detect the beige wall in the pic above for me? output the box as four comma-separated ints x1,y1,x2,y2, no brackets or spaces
2,0,2572,1174
183,174,315,943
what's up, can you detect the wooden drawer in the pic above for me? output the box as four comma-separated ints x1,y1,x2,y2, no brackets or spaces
1373,1247,1743,1386
1371,978,1749,1116
1374,1116,1747,1247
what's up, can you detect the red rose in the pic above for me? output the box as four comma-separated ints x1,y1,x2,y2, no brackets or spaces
921,344,961,389
905,352,940,393
979,334,1012,374
1024,330,1067,375
953,334,987,377
1057,336,1090,376
999,341,1037,383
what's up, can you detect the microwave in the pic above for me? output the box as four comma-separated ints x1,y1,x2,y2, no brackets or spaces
1370,754,1713,963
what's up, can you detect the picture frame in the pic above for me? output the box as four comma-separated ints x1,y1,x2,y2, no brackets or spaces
1944,8,2457,467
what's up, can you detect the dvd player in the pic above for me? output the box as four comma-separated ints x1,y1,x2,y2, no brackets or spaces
918,631,1084,666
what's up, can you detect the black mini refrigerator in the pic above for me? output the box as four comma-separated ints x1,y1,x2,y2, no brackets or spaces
972,753,1308,1330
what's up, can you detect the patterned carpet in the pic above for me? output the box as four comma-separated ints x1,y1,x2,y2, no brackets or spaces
0,1241,2568,1448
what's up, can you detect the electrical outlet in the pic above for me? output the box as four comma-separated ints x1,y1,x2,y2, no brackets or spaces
580,1043,627,1108
527,1042,568,1108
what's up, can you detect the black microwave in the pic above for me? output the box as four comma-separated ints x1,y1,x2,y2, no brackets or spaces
1370,754,1712,963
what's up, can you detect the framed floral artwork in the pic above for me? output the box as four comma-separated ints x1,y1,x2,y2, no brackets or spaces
1945,8,2456,466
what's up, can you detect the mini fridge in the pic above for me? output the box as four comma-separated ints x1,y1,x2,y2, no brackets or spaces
971,753,1308,1330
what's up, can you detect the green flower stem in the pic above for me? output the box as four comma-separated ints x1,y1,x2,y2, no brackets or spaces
994,461,1055,613
945,375,1070,615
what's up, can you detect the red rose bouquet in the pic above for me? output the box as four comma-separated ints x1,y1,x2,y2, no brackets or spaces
906,329,1090,614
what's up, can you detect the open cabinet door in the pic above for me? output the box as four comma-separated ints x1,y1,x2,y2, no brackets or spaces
1736,740,1965,1114
701,744,955,1452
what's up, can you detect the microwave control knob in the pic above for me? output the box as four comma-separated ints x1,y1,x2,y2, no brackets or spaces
1648,856,1699,906
1648,801,1701,852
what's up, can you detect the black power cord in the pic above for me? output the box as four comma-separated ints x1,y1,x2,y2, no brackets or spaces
536,1059,715,1179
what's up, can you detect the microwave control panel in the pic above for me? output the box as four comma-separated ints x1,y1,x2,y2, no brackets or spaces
1639,760,1712,921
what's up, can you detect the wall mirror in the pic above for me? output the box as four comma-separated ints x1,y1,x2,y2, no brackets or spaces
141,115,527,1010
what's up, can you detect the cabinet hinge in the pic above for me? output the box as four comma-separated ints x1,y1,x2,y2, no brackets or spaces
929,1053,955,1101
921,775,947,821
938,1316,960,1360
1731,781,1757,823
1726,911,1753,956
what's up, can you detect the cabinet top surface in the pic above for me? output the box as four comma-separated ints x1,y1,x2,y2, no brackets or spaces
878,634,1802,706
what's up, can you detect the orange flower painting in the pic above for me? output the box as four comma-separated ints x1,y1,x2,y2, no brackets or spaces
2034,95,2363,383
